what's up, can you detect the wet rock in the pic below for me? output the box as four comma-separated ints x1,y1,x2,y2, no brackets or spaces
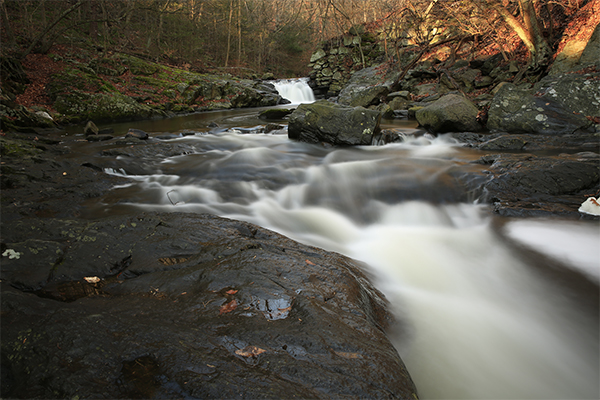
258,108,293,120
84,121,99,136
126,128,149,140
288,100,381,145
479,152,600,217
1,212,418,399
263,123,285,134
415,94,482,133
86,134,113,142
479,135,528,150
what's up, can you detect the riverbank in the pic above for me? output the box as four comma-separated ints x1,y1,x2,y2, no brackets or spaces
1,45,286,130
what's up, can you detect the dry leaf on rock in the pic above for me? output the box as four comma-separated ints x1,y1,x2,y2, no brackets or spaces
235,345,266,357
219,299,238,315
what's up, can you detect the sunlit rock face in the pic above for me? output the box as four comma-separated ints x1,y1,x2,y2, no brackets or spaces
550,15,600,75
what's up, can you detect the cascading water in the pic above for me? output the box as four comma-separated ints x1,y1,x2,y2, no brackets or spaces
97,128,599,399
271,78,316,104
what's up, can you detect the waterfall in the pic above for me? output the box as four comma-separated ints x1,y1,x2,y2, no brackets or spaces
272,78,316,104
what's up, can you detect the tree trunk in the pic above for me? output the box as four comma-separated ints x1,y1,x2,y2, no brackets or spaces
237,0,241,68
519,0,551,66
225,0,233,67
490,0,551,67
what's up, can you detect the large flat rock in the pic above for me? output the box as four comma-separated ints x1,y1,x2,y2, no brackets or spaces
1,212,418,399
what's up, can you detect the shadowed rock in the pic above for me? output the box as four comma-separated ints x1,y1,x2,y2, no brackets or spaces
288,100,381,145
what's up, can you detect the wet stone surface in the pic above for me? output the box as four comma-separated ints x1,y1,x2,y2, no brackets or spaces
1,210,418,399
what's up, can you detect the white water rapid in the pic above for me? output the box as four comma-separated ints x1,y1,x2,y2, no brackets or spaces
99,130,599,399
272,78,316,104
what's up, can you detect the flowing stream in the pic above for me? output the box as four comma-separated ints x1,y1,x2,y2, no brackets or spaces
84,81,599,399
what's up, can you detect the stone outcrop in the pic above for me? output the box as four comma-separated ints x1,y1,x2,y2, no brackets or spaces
415,94,482,133
1,212,418,400
478,151,600,217
487,69,599,134
288,100,381,145
337,65,401,107
533,71,600,118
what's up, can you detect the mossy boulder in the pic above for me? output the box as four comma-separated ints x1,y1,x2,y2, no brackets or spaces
487,79,595,135
54,90,162,123
288,100,381,145
118,54,160,75
416,94,482,133
259,108,293,120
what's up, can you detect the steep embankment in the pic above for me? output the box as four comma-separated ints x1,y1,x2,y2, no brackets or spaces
1,46,284,130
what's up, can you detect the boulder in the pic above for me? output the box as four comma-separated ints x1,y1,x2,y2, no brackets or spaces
84,120,99,136
479,152,600,217
533,72,600,118
125,128,149,140
487,81,595,134
54,90,162,123
415,94,482,133
0,212,418,399
288,100,381,145
258,108,293,120
338,65,400,107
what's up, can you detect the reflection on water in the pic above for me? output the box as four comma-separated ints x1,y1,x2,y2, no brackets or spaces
88,116,600,399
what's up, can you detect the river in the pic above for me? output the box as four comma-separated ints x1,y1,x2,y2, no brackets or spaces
77,80,599,399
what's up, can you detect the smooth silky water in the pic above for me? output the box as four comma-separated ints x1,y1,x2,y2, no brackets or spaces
79,81,599,399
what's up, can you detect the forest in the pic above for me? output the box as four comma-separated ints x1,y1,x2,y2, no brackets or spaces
1,0,596,78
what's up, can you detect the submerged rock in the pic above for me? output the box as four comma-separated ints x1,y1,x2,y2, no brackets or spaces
288,100,381,145
1,212,418,399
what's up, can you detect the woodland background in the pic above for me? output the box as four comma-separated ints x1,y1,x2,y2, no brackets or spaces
1,0,597,78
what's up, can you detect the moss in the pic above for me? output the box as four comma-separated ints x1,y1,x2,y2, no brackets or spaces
0,138,43,157
119,55,159,75
132,75,168,86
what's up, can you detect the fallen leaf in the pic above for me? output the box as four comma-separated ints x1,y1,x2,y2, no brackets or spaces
219,299,238,315
334,351,362,359
83,276,101,284
235,345,266,357
305,259,315,265
225,289,238,295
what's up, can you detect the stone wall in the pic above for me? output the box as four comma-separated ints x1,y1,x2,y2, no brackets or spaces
308,26,386,98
